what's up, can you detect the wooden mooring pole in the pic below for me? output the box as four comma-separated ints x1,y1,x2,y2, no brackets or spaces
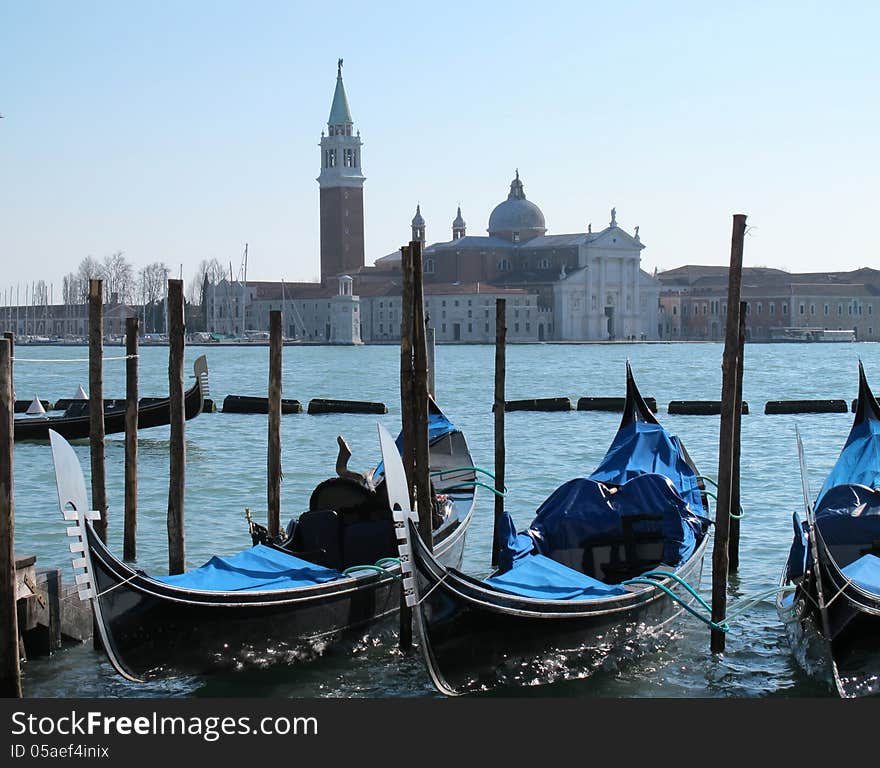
88,279,108,543
167,279,186,575
728,302,746,573
0,338,21,697
411,239,433,549
3,332,12,386
491,298,506,568
123,316,138,561
711,214,747,653
426,325,436,399
267,309,282,540
398,244,415,650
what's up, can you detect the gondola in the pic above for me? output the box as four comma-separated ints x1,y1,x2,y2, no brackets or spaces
49,398,478,681
14,355,208,441
777,361,880,698
390,363,712,696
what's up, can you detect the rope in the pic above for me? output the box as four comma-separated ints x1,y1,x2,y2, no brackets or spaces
695,475,719,489
59,572,139,604
443,480,506,497
623,576,729,632
342,557,403,578
11,354,140,363
431,465,497,480
415,571,449,606
701,489,745,519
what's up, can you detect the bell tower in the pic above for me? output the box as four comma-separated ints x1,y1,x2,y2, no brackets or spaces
318,59,365,281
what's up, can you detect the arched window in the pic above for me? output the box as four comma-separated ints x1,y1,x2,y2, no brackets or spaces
424,258,435,274
498,258,512,272
539,258,550,270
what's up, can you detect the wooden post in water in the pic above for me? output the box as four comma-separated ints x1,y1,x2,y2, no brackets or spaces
123,316,139,561
398,244,415,651
728,302,747,573
88,279,108,543
267,310,283,540
0,338,21,697
166,279,186,575
711,214,747,653
2,333,12,387
411,239,433,550
491,299,506,568
399,245,416,499
426,325,436,399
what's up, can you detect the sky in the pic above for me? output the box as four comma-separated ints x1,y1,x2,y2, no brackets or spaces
1,1,878,296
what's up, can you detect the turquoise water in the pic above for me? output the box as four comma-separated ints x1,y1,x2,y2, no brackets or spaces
10,341,878,697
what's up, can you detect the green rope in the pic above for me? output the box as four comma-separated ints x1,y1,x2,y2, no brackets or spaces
623,576,729,632
723,585,796,621
637,570,713,613
431,465,496,480
695,475,719,489
342,564,389,577
701,489,744,519
443,480,506,497
374,557,401,569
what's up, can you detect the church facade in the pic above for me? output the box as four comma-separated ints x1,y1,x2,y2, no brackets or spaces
205,62,660,343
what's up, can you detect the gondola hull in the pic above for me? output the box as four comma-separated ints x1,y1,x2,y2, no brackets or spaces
778,544,880,698
410,529,708,695
14,355,207,441
85,518,468,680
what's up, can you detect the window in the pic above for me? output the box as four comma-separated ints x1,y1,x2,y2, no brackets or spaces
442,300,446,307
810,304,815,316
672,306,677,316
485,309,489,318
454,300,459,307
425,258,435,274
824,304,829,316
783,304,788,315
757,303,763,315
498,259,511,271
468,300,472,306
870,305,874,315
485,322,489,333
442,323,446,333
838,304,843,315
770,302,775,314
512,232,520,243
441,310,446,319
379,323,383,334
539,258,550,270
467,310,472,318
526,322,531,332
468,323,472,333
514,323,519,332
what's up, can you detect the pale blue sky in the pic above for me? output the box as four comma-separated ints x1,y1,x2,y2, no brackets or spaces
1,1,878,293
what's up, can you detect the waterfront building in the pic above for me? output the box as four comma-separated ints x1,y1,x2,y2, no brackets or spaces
657,266,880,341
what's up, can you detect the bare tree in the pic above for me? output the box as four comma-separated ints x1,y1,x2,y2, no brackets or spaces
103,251,134,304
138,262,170,332
188,258,226,306
75,256,104,303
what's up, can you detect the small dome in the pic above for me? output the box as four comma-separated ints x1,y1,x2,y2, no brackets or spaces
487,170,546,242
452,206,466,229
411,204,425,227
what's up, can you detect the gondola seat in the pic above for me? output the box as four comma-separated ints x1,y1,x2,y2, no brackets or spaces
486,554,627,601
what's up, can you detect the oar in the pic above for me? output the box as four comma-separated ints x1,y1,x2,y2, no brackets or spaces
795,426,832,642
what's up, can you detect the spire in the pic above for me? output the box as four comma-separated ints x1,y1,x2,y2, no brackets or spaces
411,204,425,242
452,205,466,240
328,58,353,126
508,169,526,200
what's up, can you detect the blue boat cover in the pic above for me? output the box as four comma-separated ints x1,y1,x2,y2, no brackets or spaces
816,415,880,507
786,511,809,582
841,553,880,595
486,553,627,601
154,544,343,592
526,473,704,568
814,484,880,549
589,420,705,517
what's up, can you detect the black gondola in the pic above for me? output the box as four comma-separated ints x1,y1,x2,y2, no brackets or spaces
49,399,478,681
14,355,208,441
388,363,712,696
778,361,880,698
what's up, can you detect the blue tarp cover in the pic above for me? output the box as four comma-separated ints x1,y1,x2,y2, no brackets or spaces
154,544,343,592
786,512,809,582
814,484,880,549
589,421,705,517
527,473,704,568
817,416,880,507
486,553,626,600
841,553,880,595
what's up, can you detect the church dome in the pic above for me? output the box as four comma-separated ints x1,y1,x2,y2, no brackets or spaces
487,170,546,242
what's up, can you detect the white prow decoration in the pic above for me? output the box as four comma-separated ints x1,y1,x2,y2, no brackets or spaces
73,384,88,400
49,430,102,602
377,423,419,608
26,395,45,415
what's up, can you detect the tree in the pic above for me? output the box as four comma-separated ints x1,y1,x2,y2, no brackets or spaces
138,262,170,332
75,256,104,303
102,251,134,304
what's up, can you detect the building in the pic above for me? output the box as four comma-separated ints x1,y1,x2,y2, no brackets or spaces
657,266,880,341
205,62,661,343
0,300,140,339
373,175,660,341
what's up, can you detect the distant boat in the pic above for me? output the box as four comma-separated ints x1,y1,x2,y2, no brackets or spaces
13,355,208,441
770,327,856,342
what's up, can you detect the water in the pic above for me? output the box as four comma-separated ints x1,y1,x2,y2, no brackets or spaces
10,340,877,698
